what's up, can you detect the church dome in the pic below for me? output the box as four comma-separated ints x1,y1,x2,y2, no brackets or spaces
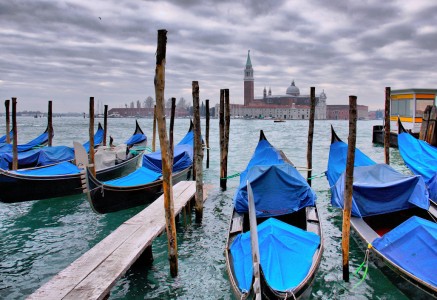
286,80,300,96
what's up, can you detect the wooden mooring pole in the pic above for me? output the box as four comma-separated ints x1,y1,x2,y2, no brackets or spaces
11,97,18,170
152,105,157,152
5,100,10,144
307,87,315,186
192,81,204,222
224,89,230,187
154,29,178,277
219,90,225,189
48,101,53,147
342,95,357,282
170,98,176,152
384,87,390,164
89,97,96,176
103,105,108,146
205,99,210,169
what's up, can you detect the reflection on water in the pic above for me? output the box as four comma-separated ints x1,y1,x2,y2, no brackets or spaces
0,117,411,299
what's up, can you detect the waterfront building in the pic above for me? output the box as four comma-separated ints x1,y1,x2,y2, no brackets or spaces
326,104,369,120
231,50,327,120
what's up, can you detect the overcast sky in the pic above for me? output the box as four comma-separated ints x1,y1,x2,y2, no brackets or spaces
1,0,437,113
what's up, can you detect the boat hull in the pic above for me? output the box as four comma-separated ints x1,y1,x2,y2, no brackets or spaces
0,153,142,203
86,167,192,214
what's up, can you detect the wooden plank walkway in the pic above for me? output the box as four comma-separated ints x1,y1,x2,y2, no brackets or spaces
28,181,203,300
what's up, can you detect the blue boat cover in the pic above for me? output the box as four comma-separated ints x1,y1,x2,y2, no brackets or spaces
230,218,320,293
372,216,437,288
104,166,162,186
398,132,437,201
125,133,146,147
0,131,13,143
234,164,316,217
0,130,48,153
142,131,193,173
326,140,375,187
13,161,81,176
36,146,75,166
82,126,104,153
331,163,429,217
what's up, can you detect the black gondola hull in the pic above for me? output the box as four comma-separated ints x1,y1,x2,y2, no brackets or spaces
0,153,142,203
87,167,192,214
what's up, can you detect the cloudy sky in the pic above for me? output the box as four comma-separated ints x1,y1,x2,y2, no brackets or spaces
1,0,437,113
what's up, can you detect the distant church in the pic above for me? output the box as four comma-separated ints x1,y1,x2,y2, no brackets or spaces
231,50,327,120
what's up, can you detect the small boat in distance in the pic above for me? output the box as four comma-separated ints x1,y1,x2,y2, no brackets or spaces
225,130,323,299
273,118,285,123
327,125,437,298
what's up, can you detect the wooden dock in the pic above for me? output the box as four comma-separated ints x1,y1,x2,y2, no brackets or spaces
28,181,203,300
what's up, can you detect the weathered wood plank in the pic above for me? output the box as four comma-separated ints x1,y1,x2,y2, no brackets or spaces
28,181,198,300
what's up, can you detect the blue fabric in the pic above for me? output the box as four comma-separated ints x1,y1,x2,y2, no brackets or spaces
104,166,162,186
13,161,81,176
36,146,75,166
234,164,316,217
238,139,284,186
398,132,437,201
0,149,41,169
0,131,48,153
125,133,146,147
373,216,437,288
326,140,375,187
230,218,320,293
82,126,104,153
142,130,193,173
0,131,13,143
331,164,429,217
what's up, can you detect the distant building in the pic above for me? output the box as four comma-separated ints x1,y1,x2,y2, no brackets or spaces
326,105,369,120
231,50,327,119
108,107,190,118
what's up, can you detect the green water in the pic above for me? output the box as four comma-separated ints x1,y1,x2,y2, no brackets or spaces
0,117,414,299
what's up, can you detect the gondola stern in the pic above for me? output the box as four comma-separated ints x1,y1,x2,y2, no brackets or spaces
331,125,342,144
259,130,267,141
398,117,407,134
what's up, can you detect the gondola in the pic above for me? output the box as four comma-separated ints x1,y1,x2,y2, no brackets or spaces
84,121,194,214
327,125,437,298
0,123,103,170
0,130,13,144
225,130,323,299
398,118,437,202
0,122,144,203
0,125,50,153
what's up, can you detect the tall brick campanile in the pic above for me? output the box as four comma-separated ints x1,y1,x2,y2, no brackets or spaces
244,50,254,106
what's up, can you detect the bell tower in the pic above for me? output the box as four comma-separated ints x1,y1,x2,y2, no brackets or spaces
244,50,254,106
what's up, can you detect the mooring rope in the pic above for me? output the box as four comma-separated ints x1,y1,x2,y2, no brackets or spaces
353,244,371,289
220,172,240,180
307,172,326,180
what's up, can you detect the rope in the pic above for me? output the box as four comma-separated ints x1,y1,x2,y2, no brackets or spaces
220,172,240,180
353,244,372,289
307,172,327,180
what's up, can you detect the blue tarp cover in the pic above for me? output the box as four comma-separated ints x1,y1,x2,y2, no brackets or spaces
230,218,320,293
331,164,429,217
125,133,146,147
0,131,13,143
37,146,75,166
142,131,193,173
0,130,48,153
234,164,316,217
398,132,437,201
82,126,104,153
326,140,375,187
13,161,81,176
372,216,437,287
104,166,162,186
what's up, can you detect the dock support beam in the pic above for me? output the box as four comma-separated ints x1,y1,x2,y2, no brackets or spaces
307,87,315,186
342,95,357,282
154,29,178,277
384,87,390,164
